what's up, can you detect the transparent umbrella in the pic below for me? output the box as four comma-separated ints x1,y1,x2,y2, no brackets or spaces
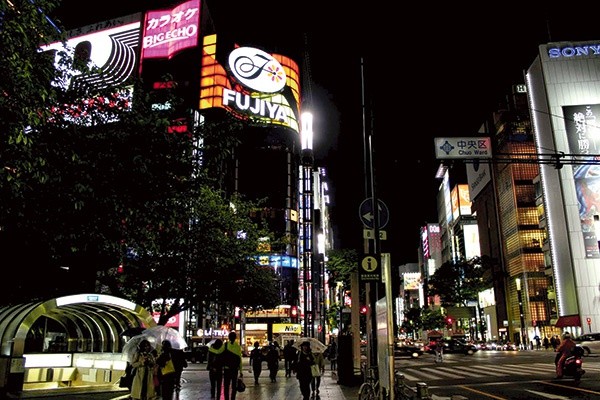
143,325,188,350
292,337,327,353
122,334,158,362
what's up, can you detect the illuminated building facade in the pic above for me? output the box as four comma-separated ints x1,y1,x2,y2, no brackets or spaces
45,0,317,347
526,40,600,335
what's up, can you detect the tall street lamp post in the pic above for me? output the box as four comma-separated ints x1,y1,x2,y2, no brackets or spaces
301,112,314,338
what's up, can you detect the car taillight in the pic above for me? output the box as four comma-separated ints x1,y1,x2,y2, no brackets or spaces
576,359,582,365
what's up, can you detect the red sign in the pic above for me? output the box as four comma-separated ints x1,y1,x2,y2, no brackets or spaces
152,312,180,328
141,0,200,60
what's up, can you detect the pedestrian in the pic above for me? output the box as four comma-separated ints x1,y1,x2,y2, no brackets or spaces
534,335,541,350
555,332,576,378
551,335,559,351
266,342,280,382
327,339,337,371
249,341,264,384
221,331,243,400
543,336,550,350
294,341,316,400
310,349,325,396
172,344,188,394
207,338,224,400
156,340,177,400
130,339,158,400
283,340,298,377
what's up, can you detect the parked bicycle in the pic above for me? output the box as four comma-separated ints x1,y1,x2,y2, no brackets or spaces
358,362,387,400
359,362,431,400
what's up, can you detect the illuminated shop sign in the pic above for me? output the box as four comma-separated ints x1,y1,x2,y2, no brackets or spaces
41,15,141,90
199,35,300,133
255,255,298,269
548,44,600,59
141,0,200,60
228,47,286,93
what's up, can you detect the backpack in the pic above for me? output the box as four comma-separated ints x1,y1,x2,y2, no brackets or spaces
221,342,241,369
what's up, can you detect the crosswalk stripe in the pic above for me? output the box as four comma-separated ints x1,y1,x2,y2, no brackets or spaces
420,367,464,379
450,365,504,376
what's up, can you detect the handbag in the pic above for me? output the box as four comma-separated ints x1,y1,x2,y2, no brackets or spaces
236,377,246,392
161,358,176,375
311,364,321,377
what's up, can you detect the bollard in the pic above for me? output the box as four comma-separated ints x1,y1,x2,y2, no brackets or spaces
416,382,429,399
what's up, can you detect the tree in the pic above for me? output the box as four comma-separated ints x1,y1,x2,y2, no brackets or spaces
427,257,493,307
324,248,358,333
325,248,358,289
0,17,282,317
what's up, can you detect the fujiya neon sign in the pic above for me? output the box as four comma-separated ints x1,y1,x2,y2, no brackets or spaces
228,47,286,93
223,46,291,124
548,44,600,58
222,88,288,122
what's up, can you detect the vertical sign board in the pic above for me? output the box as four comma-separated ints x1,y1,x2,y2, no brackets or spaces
359,255,381,282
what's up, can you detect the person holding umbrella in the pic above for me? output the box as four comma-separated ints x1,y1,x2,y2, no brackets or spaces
130,339,158,400
294,341,316,400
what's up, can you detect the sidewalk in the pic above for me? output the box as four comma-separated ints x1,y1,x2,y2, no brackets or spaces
19,363,361,400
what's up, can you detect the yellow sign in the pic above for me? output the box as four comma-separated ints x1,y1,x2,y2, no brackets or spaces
272,323,301,334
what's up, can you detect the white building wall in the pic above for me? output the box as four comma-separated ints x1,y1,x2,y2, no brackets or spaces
526,40,600,333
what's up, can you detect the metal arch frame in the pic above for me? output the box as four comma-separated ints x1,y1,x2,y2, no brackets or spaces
1,294,155,358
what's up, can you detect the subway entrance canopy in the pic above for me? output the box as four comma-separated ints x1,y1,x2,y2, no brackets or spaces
0,294,155,358
0,294,156,395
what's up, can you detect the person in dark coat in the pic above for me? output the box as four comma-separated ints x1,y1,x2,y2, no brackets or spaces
295,341,315,400
283,340,298,377
266,343,280,382
207,339,224,400
249,341,264,384
156,340,177,400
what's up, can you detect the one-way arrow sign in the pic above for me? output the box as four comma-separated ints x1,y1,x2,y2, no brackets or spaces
358,198,389,229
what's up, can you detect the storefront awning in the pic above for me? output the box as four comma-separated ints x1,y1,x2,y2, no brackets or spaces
555,315,581,327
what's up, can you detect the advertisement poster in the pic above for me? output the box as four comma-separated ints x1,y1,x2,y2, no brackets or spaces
563,104,600,258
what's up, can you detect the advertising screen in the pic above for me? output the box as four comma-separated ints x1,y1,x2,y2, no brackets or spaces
199,35,300,134
563,103,600,258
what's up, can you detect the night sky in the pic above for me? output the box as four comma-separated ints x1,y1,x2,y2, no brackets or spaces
52,1,600,265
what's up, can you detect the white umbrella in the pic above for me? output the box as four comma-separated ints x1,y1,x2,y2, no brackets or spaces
292,337,327,353
122,334,158,362
143,325,188,350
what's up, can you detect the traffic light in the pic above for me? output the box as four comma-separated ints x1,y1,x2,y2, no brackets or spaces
446,316,453,326
290,305,298,323
360,305,368,314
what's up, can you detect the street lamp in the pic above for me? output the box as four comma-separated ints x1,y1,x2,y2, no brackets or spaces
516,277,527,350
301,111,314,338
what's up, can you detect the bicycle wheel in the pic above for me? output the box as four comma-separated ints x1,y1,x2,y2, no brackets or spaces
358,382,377,400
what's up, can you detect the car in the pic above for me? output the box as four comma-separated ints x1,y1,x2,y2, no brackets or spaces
184,344,208,363
573,332,600,356
394,340,423,358
427,339,478,355
500,342,518,351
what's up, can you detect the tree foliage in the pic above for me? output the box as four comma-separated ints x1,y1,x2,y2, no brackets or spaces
325,248,358,290
0,4,282,320
427,257,493,307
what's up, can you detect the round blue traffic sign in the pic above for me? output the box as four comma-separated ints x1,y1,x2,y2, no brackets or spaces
358,198,389,229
